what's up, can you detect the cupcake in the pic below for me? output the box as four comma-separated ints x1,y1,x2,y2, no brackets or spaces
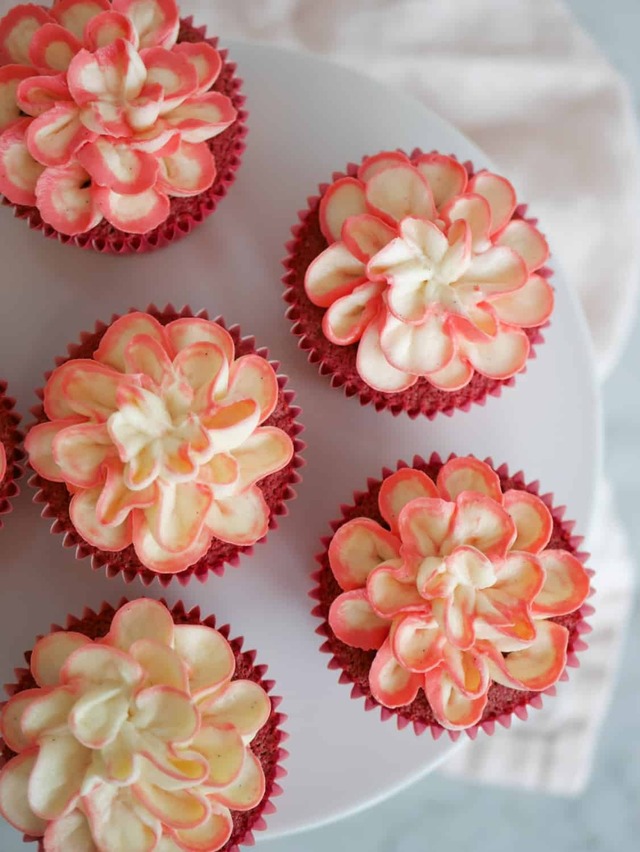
312,454,593,737
0,379,24,527
0,0,247,253
283,149,553,418
0,597,287,851
25,306,304,585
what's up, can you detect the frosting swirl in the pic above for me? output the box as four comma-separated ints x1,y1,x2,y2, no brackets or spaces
327,457,590,730
26,312,294,574
0,0,236,235
0,598,272,851
304,151,553,393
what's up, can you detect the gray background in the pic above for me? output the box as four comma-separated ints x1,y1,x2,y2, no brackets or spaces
261,2,640,850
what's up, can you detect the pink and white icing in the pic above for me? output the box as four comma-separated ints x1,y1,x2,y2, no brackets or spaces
25,312,294,574
305,151,554,393
327,457,590,730
0,0,236,235
0,598,272,851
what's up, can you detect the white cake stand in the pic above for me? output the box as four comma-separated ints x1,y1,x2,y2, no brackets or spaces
0,41,600,847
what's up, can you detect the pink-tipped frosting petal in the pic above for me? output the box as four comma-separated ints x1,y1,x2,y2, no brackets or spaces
28,734,90,819
158,140,215,197
1,691,43,752
163,91,236,143
356,310,417,393
0,118,45,205
0,64,32,131
391,613,445,673
484,619,569,691
132,685,198,743
445,493,516,559
533,550,591,617
319,176,367,243
28,22,82,73
84,10,138,50
146,481,212,552
173,624,235,698
67,38,146,108
200,679,271,741
16,73,71,117
365,164,436,225
366,560,425,617
442,192,491,251
113,0,179,49
172,802,233,852
322,280,385,345
43,809,94,852
45,358,134,421
225,353,279,421
68,686,129,748
328,517,400,592
378,468,438,534
212,751,265,812
83,782,159,852
26,101,93,166
70,485,133,551
51,421,114,487
341,213,396,263
172,41,222,94
0,4,54,65
165,317,234,361
369,638,423,708
77,137,159,194
205,485,270,546
495,219,550,272
491,273,554,327
503,489,553,554
328,589,389,651
95,184,170,233
26,419,81,482
95,311,168,371
423,668,488,730
414,152,468,209
437,456,503,503
143,46,198,112
231,426,293,490
458,323,530,379
35,161,103,235
397,497,456,559
0,750,47,835
458,245,528,296
132,511,211,573
357,151,411,183
30,631,91,688
51,0,111,40
380,310,454,375
426,352,474,391
304,241,366,309
133,784,208,831
468,171,517,235
107,599,174,655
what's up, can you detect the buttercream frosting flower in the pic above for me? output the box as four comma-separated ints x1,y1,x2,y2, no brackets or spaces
26,311,295,575
0,598,281,851
322,456,591,732
0,0,238,236
304,151,553,393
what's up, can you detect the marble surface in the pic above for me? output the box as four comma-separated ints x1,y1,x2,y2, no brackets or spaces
260,2,640,850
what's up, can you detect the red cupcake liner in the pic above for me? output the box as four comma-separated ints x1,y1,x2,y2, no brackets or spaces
0,380,24,528
0,598,289,851
1,17,248,255
310,452,594,740
283,149,550,419
28,304,305,586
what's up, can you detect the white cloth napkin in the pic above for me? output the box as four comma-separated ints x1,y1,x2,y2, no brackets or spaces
192,0,639,794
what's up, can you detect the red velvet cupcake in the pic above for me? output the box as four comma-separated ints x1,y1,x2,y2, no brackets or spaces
0,0,247,253
283,149,553,418
311,454,593,739
25,305,304,585
0,379,24,527
0,597,288,851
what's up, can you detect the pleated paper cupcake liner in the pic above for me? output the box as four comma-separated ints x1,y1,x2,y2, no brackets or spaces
0,380,24,529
